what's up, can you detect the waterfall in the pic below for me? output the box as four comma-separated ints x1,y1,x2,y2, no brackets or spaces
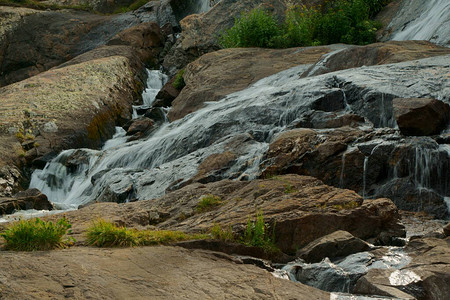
389,0,450,46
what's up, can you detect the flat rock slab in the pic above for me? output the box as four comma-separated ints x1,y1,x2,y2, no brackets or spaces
0,246,328,299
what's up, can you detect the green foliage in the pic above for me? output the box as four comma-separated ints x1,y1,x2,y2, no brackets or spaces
196,194,222,212
284,183,296,194
86,219,207,247
113,0,149,14
1,217,75,251
220,0,387,49
210,223,234,241
173,69,186,90
242,211,277,253
219,8,281,48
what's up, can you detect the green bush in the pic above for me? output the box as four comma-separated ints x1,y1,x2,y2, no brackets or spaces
196,194,222,212
242,211,277,253
173,69,186,90
210,223,234,241
219,8,281,48
1,217,75,251
86,219,208,247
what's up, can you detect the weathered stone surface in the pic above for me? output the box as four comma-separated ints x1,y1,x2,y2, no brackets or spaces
393,98,450,136
162,0,288,74
167,46,332,121
302,40,450,77
0,188,53,215
444,223,450,237
297,230,370,263
40,175,404,254
153,75,181,107
43,0,137,14
0,246,328,299
126,117,154,136
354,237,450,300
0,55,142,192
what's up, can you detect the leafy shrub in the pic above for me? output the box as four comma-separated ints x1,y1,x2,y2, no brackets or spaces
219,8,281,48
197,194,222,212
1,217,75,251
173,69,186,90
86,219,208,247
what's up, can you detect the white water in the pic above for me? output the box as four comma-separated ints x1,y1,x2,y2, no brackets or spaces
390,0,450,46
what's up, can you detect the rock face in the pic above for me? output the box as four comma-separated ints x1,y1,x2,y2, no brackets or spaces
162,0,288,74
302,40,450,77
393,98,450,136
354,237,450,300
0,246,329,299
0,188,53,215
0,55,142,196
296,230,370,263
43,175,405,254
167,46,332,121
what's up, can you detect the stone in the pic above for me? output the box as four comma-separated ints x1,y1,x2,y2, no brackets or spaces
0,188,53,215
126,118,154,136
296,230,371,263
444,223,450,237
153,75,181,107
393,98,450,136
0,246,328,299
144,107,167,123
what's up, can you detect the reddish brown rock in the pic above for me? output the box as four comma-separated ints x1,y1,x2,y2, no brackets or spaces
0,188,53,215
126,117,154,136
153,75,181,107
393,98,450,136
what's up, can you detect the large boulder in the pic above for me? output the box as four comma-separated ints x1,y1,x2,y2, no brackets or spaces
296,230,370,263
0,188,53,215
42,175,405,254
167,46,332,121
393,98,450,136
0,54,143,195
162,0,288,74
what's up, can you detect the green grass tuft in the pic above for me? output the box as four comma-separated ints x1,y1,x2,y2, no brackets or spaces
173,69,186,90
1,217,75,251
196,194,222,213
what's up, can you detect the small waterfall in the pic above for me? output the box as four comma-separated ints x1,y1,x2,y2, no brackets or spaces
389,0,450,46
362,156,369,198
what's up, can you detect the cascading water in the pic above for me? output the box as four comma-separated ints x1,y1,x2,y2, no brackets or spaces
388,0,450,46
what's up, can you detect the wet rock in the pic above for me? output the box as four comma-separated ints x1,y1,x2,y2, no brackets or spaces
393,98,450,136
192,151,237,183
144,107,166,123
153,76,180,107
0,188,53,215
162,0,288,75
297,230,370,263
0,166,21,197
126,118,154,136
167,46,331,120
303,41,450,77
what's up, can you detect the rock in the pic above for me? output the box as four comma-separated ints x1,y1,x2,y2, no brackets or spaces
144,107,167,123
106,22,165,67
354,237,450,300
0,188,53,215
153,75,181,107
192,151,237,183
444,223,450,237
0,246,328,299
302,41,450,77
42,175,405,255
296,230,370,263
162,0,288,75
167,46,332,120
393,98,450,136
126,118,154,136
43,0,137,14
0,55,143,192
0,166,21,197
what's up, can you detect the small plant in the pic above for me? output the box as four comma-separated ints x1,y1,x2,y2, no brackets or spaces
332,200,361,210
196,194,222,212
1,217,75,251
284,183,296,194
173,69,186,90
242,211,278,253
210,224,234,241
139,230,208,245
86,220,140,247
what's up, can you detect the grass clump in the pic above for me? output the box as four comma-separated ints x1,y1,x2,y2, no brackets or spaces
1,217,75,251
196,194,222,212
210,223,234,241
242,211,277,252
86,219,208,247
173,69,186,90
113,0,149,14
